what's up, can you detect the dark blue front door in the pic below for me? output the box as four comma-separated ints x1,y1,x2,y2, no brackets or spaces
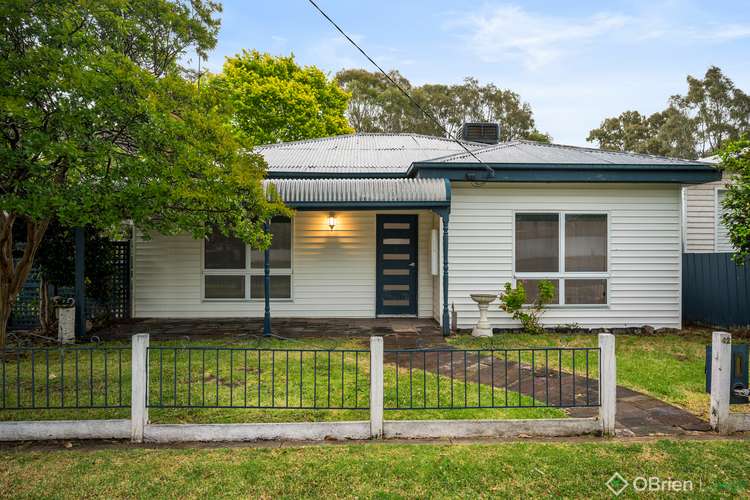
376,214,418,316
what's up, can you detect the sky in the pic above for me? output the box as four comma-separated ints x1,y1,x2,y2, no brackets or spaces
198,0,750,146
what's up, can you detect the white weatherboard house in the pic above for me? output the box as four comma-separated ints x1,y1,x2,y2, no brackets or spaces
132,124,720,334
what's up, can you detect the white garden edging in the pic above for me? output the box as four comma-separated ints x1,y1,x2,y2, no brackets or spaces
144,421,371,442
383,417,600,439
0,419,129,441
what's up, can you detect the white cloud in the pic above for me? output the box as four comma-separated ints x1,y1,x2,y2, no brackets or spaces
450,5,631,70
448,4,750,71
305,35,414,74
305,36,362,72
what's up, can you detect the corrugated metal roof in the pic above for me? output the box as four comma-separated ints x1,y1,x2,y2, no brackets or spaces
263,178,448,205
425,140,708,166
257,134,711,178
256,134,486,174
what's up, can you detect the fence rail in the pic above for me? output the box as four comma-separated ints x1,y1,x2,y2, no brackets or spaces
0,346,130,410
383,347,600,410
146,347,371,410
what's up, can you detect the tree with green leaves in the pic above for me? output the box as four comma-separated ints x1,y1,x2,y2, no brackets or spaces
588,66,750,158
210,50,353,144
718,137,750,263
0,1,286,345
586,108,696,159
675,66,750,157
336,69,550,142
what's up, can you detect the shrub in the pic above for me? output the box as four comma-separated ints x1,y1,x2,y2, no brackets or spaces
499,280,555,334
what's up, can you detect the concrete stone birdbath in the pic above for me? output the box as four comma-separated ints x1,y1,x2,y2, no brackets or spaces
469,293,496,337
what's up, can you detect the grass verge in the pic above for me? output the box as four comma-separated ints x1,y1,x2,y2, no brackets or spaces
1,440,749,498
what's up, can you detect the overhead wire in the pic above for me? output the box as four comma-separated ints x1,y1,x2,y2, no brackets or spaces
306,0,494,177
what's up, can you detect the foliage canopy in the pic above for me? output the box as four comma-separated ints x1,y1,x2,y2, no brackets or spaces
336,69,550,142
211,50,354,144
588,66,750,159
0,0,286,344
718,137,750,262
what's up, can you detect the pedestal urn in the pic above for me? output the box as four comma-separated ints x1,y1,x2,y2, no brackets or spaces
469,293,496,337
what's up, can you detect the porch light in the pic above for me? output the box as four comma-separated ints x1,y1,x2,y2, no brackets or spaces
328,212,337,231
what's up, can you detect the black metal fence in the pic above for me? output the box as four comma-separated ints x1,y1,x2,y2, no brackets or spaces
0,346,131,410
0,344,602,414
683,253,750,327
383,347,600,410
146,347,371,410
9,241,131,331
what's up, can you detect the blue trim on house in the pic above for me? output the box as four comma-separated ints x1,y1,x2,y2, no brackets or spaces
263,220,271,337
407,162,721,184
270,163,719,184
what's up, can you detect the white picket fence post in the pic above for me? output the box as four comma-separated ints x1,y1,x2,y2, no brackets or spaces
131,333,149,443
370,336,384,439
598,333,616,436
710,331,732,434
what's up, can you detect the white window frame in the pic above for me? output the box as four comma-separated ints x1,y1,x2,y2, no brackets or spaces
201,218,294,302
512,210,610,307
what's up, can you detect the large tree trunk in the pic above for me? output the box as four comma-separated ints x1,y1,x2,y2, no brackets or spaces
0,213,49,348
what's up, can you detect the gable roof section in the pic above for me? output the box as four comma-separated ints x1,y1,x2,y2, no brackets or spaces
409,141,721,184
256,133,486,177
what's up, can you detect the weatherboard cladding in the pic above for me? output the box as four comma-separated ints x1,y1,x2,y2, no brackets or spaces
263,178,449,205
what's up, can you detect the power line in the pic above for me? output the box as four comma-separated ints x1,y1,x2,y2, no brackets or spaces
306,0,493,175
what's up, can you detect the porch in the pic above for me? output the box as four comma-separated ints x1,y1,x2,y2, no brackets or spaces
98,317,445,348
130,178,453,335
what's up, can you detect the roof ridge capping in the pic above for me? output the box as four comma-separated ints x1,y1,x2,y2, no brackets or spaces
254,132,489,150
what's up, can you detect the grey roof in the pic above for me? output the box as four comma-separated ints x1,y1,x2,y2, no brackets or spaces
256,134,486,175
423,141,708,166
263,178,449,206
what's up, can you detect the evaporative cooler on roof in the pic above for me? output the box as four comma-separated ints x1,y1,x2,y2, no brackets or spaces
458,122,500,144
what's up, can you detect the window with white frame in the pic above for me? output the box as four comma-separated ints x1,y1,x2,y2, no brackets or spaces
514,212,608,305
203,217,292,300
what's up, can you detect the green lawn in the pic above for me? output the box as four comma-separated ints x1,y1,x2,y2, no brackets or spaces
0,337,564,423
449,328,745,419
1,440,749,498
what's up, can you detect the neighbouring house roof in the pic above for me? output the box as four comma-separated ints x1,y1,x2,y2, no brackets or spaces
263,178,450,209
256,134,721,184
256,134,486,177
